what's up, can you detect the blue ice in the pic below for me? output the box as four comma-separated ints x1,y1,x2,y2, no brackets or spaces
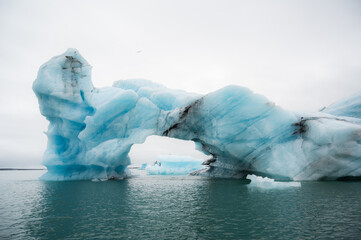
33,49,361,181
145,155,204,175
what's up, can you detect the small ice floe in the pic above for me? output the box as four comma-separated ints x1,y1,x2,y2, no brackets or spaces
91,178,108,182
246,174,301,189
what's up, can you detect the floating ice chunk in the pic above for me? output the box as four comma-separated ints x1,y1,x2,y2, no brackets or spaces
139,163,148,170
145,155,205,175
246,174,301,189
91,178,108,182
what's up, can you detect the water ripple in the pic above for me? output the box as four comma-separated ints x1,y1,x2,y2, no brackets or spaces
0,172,360,239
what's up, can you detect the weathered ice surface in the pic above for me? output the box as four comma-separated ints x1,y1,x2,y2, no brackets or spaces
321,92,361,119
33,49,361,180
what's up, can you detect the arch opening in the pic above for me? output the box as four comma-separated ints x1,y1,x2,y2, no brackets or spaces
129,135,210,175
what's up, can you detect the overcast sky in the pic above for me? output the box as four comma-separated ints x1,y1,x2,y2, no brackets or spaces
0,0,360,167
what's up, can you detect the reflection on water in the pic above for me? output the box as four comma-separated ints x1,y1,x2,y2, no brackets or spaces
0,171,361,239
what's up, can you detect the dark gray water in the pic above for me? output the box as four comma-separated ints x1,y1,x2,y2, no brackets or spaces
0,170,360,239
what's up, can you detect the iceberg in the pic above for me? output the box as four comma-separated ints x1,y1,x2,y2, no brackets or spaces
33,49,361,181
145,155,204,175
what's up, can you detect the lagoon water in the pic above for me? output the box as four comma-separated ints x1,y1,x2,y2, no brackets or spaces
0,170,360,239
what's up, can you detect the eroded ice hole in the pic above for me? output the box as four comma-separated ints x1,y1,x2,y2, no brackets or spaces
129,135,209,172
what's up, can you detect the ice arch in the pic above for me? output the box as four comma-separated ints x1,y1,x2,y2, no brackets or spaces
33,49,361,181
